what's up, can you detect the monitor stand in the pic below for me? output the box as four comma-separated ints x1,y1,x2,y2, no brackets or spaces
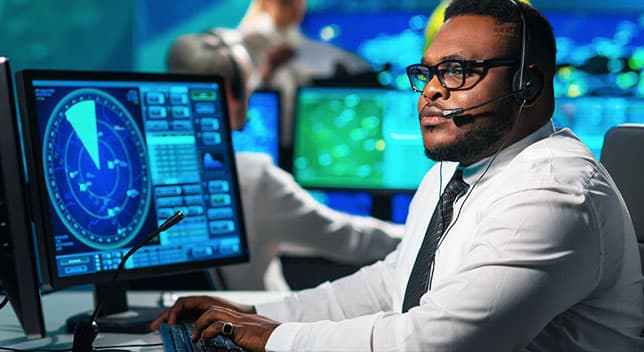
65,281,163,334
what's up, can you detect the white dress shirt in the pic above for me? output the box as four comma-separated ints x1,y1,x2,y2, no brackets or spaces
216,152,403,291
256,121,644,351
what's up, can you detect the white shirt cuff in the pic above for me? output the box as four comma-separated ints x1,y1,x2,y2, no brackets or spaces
255,299,292,322
265,322,307,352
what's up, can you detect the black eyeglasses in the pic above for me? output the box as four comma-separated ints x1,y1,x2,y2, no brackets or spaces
406,58,517,92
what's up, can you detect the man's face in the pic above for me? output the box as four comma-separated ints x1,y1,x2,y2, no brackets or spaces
418,15,519,165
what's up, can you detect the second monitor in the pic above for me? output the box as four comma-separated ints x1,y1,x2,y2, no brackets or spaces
292,86,434,193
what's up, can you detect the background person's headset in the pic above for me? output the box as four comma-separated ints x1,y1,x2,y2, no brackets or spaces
203,29,245,100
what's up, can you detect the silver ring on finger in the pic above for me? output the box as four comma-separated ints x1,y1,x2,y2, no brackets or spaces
221,321,234,337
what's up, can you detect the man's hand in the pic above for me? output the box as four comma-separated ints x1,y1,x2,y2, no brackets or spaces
192,305,280,352
149,295,256,330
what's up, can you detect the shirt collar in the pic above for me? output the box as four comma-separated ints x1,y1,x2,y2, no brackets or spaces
460,120,555,185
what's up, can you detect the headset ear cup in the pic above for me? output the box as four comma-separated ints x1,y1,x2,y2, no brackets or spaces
226,50,244,100
204,29,245,100
512,67,543,103
230,68,243,99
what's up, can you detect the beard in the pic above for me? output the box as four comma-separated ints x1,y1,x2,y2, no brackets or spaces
424,106,514,163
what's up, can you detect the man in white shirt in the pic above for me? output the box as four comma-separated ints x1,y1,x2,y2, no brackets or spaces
152,0,644,350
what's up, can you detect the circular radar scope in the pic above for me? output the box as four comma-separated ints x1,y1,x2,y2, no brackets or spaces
43,88,152,250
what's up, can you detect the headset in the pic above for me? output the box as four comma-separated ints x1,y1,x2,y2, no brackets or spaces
203,29,245,100
509,0,542,104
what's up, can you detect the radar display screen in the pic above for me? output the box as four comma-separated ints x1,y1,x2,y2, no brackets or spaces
17,71,248,285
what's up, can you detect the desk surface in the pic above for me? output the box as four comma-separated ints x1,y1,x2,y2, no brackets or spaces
0,290,288,351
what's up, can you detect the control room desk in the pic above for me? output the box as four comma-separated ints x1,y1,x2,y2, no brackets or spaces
0,290,288,351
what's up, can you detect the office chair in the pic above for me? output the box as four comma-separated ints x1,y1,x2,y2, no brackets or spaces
600,124,644,276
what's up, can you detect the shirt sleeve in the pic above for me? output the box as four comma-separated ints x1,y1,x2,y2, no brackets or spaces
254,163,403,264
257,247,399,320
257,248,400,351
263,185,603,351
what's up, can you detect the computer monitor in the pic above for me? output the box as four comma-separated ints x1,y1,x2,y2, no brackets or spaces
0,57,46,338
292,86,433,193
15,70,249,333
232,89,280,164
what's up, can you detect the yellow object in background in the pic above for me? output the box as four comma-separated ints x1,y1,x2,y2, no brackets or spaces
423,0,532,52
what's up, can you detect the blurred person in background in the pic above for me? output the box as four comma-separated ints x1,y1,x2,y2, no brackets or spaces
166,27,403,291
237,0,374,150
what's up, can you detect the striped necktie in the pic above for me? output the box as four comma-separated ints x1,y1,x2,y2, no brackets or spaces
402,169,469,313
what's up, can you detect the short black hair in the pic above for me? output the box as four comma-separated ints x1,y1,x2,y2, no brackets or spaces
445,0,556,73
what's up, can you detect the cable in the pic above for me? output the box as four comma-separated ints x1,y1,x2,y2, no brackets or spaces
0,295,8,310
442,100,527,244
433,0,531,249
427,99,528,291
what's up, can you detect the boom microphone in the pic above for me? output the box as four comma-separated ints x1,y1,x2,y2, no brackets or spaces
442,90,524,118
72,210,185,352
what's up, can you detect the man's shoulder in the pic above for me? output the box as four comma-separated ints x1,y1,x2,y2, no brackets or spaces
527,127,597,167
509,128,606,189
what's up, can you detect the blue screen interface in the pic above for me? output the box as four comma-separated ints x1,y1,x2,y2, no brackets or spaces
232,90,280,162
29,78,246,279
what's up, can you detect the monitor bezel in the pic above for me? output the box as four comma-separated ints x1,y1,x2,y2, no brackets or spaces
291,85,430,194
0,57,46,338
15,69,250,289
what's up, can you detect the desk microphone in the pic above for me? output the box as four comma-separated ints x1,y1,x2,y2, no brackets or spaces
442,89,525,118
72,210,185,352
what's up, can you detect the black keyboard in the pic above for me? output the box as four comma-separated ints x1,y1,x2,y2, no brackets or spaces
160,323,246,352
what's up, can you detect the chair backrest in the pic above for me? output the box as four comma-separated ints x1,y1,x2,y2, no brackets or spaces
600,124,644,275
